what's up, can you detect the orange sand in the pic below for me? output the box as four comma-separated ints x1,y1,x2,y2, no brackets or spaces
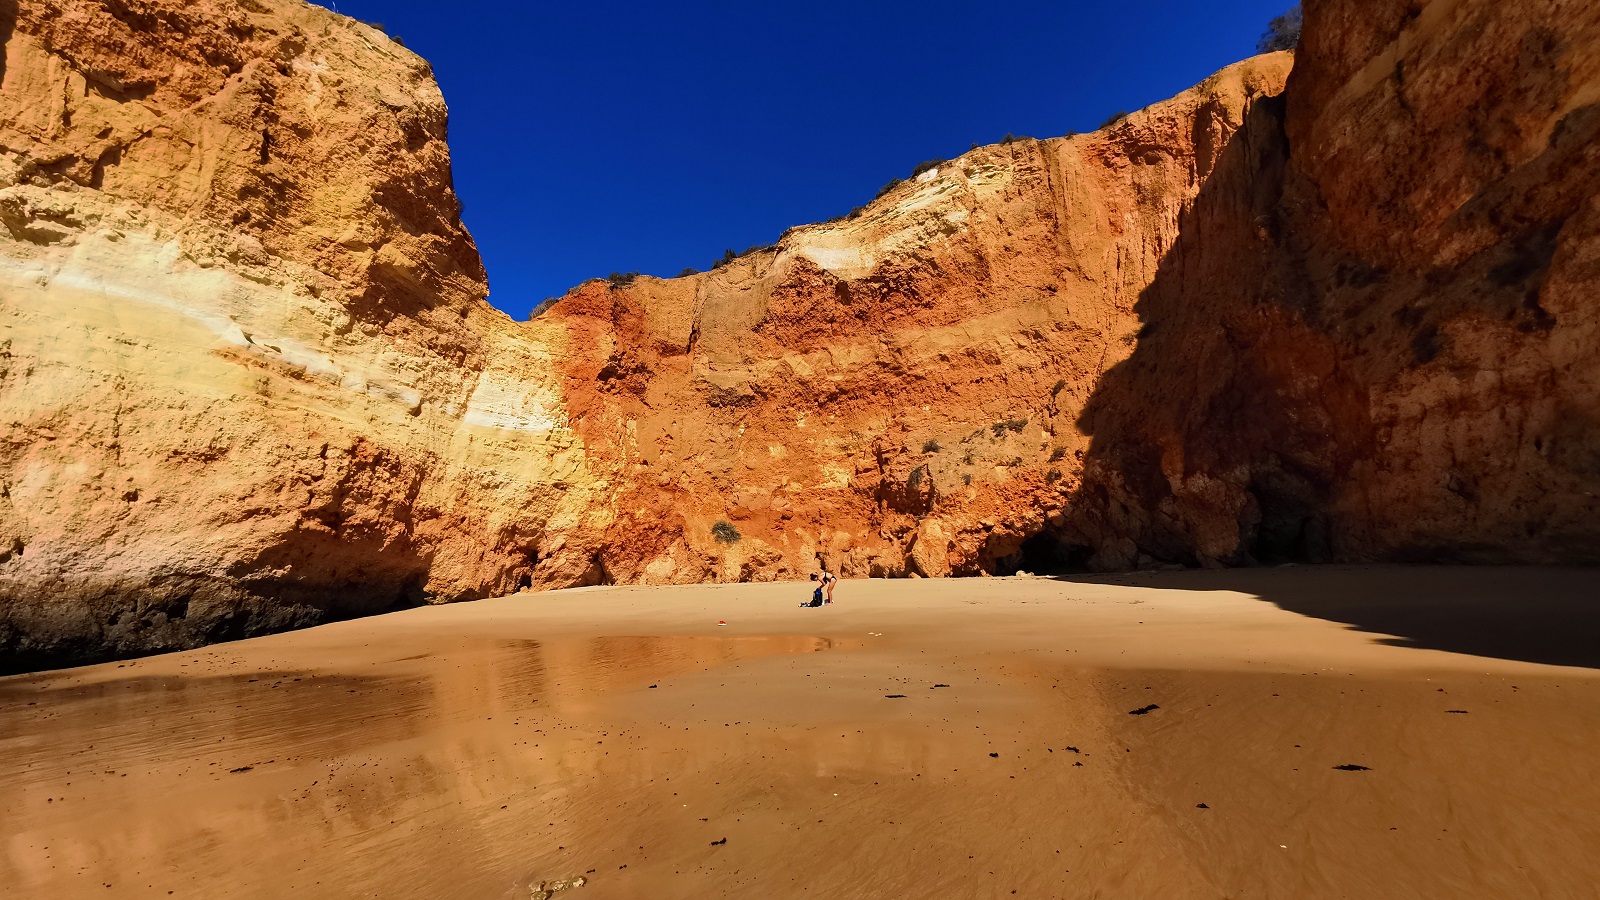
3,566,1599,898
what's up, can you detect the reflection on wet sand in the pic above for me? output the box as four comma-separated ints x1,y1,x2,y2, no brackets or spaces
0,633,843,899
4,572,1600,899
0,671,434,777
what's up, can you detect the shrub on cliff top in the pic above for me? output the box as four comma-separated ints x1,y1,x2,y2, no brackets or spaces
528,297,559,320
1098,111,1129,130
910,158,946,178
712,521,741,544
875,177,903,200
1257,4,1303,53
360,20,405,45
711,248,737,270
606,271,639,288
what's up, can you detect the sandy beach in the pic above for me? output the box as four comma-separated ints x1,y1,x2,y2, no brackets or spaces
4,566,1599,899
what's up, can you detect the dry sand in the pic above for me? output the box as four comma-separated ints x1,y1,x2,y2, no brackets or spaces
3,565,1599,899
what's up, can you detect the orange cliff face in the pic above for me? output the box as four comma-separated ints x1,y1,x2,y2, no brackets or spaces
545,0,1600,581
2,0,1597,671
1070,0,1600,568
538,54,1295,584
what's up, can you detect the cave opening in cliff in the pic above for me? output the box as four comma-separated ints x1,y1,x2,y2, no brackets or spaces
1247,472,1333,564
997,531,1094,576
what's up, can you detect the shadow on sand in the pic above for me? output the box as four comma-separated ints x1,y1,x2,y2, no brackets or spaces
1052,566,1600,670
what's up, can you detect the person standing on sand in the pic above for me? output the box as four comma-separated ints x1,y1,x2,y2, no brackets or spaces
811,570,838,604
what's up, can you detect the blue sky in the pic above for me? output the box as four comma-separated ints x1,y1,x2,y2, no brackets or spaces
322,1,1291,320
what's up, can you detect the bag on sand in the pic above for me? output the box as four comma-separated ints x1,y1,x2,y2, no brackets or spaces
803,587,824,608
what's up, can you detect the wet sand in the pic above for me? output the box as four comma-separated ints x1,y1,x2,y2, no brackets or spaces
3,565,1599,899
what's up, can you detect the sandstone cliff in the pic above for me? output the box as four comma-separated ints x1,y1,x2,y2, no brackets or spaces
551,0,1600,580
2,0,1596,671
1066,0,1600,568
0,0,614,670
541,55,1294,583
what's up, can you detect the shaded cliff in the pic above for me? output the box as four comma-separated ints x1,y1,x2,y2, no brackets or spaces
1,0,1595,672
1064,0,1600,569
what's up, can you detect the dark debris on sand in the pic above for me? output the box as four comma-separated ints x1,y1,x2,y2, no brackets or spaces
1333,764,1372,771
1128,704,1160,716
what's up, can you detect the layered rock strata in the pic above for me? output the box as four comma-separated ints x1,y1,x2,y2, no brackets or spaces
1,0,1595,671
542,53,1295,584
0,0,611,670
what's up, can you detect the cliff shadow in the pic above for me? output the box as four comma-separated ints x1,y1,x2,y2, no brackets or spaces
1050,566,1600,670
1062,85,1600,570
1036,85,1600,670
1061,87,1354,570
0,561,436,677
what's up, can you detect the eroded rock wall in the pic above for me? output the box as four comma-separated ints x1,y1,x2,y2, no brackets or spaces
2,0,1595,672
541,0,1600,581
1068,0,1600,567
539,55,1293,583
0,0,615,670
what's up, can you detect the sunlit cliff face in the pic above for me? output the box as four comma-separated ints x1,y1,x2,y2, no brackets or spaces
4,0,1599,670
